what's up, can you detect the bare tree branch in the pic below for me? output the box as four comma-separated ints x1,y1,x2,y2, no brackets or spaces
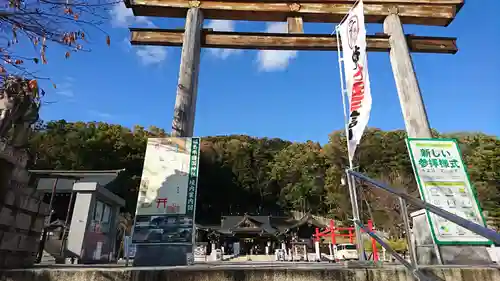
1,0,118,78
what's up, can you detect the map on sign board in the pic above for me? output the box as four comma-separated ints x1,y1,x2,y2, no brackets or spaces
406,138,490,245
135,137,200,216
132,137,200,245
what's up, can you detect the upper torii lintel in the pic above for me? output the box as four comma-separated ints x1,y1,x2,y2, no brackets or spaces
124,0,464,27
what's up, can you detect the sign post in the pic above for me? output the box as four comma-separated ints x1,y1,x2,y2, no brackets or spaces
123,235,136,266
131,137,201,266
407,138,490,246
336,0,372,260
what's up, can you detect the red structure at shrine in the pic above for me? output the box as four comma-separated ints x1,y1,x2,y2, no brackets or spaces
314,220,379,261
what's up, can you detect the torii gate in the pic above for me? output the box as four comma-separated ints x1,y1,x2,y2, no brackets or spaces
124,0,468,266
125,0,462,139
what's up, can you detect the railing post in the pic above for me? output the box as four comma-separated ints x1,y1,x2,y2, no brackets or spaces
399,197,418,267
346,171,365,261
432,235,444,265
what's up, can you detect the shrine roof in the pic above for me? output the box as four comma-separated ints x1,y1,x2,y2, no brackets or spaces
198,213,328,235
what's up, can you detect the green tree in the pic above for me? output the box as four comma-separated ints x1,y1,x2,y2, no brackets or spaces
28,121,500,230
268,141,326,213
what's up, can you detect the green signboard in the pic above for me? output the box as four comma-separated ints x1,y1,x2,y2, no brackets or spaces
406,138,490,245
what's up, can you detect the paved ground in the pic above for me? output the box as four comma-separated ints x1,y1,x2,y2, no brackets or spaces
26,261,500,272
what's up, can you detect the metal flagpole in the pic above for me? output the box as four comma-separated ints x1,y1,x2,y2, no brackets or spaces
335,24,364,261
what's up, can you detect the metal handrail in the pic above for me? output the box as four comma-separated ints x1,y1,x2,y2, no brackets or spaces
348,170,500,245
354,220,432,281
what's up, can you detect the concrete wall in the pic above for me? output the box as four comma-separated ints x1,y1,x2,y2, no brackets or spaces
0,267,499,281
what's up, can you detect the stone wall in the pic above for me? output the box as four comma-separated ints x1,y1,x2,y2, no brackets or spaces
0,267,499,281
0,139,50,269
484,211,500,232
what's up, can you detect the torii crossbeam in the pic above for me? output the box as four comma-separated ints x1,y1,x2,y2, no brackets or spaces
124,0,463,138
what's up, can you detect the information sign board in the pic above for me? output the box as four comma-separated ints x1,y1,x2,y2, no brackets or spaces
407,138,490,245
132,137,200,246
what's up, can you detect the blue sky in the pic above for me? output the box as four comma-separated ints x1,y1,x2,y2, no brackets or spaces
25,0,500,143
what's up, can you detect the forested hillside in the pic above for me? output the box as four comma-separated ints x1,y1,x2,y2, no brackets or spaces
28,120,500,235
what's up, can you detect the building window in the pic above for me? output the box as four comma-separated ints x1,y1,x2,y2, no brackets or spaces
92,200,112,233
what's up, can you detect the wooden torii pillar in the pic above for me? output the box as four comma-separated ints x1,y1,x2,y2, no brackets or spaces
171,6,204,137
384,10,432,138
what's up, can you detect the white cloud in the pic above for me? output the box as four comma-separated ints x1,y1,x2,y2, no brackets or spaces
204,20,242,59
257,22,298,72
122,37,133,51
135,46,168,65
109,3,167,65
55,77,75,98
110,2,150,28
88,110,114,119
56,89,74,98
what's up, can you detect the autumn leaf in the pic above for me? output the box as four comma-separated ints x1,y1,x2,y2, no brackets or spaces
5,0,119,78
28,80,38,90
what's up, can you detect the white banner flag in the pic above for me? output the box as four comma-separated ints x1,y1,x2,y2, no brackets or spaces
339,0,372,162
